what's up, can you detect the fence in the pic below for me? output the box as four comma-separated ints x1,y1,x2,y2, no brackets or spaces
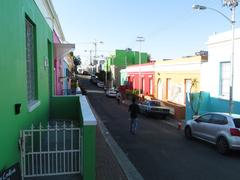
20,121,81,179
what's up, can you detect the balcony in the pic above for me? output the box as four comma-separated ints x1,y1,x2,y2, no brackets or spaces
20,95,96,180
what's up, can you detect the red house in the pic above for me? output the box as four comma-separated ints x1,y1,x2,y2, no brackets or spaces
127,62,155,96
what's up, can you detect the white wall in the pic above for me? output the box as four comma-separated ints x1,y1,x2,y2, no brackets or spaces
201,29,240,101
34,0,65,41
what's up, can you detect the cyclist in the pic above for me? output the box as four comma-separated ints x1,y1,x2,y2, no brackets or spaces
128,97,140,135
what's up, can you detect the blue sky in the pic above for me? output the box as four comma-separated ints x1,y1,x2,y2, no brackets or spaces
52,0,239,60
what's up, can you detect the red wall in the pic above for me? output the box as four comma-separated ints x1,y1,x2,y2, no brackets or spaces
128,71,154,96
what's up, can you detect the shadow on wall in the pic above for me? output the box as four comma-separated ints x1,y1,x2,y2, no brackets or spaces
185,91,210,120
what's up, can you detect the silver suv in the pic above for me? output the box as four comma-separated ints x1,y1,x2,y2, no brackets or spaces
184,112,240,154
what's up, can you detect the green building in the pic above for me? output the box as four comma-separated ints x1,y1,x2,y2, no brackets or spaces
0,1,96,179
104,49,149,87
0,0,53,171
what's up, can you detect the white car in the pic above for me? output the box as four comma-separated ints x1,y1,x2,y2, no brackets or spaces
138,99,170,117
97,81,104,88
184,112,240,154
106,89,118,97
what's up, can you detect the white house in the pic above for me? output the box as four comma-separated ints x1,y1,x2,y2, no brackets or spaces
201,28,240,101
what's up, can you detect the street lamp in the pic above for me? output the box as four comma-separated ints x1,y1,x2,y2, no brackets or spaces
192,1,238,114
136,36,145,95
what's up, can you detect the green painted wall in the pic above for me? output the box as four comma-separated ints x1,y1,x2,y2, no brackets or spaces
50,96,80,121
83,126,96,180
109,49,149,68
0,0,53,170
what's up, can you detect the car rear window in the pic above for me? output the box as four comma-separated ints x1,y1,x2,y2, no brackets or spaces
150,101,160,106
233,118,240,128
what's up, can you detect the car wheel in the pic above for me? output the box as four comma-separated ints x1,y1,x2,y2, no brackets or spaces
184,126,192,139
216,137,229,155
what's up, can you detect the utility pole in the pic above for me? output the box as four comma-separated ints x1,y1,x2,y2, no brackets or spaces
136,36,145,95
223,0,238,114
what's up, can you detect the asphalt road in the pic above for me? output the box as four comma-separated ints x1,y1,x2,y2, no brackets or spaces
78,75,240,180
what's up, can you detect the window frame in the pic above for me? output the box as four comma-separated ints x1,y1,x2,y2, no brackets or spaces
219,61,230,97
25,15,39,111
210,114,228,125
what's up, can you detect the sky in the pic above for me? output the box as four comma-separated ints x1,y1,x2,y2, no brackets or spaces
51,0,239,62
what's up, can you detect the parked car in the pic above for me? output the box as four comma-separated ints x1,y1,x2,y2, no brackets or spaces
138,99,170,117
97,81,104,88
82,71,90,75
106,88,118,97
90,75,99,84
184,112,240,154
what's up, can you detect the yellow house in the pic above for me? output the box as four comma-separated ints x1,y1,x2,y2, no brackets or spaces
154,54,208,119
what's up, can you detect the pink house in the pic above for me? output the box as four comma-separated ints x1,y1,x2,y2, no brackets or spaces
53,31,75,95
53,31,63,95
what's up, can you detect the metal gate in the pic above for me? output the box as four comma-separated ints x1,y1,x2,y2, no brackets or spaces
19,121,81,179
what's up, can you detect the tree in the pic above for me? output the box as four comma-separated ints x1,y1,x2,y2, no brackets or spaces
189,78,202,115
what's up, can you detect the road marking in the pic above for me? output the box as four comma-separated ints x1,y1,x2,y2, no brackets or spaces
87,90,105,93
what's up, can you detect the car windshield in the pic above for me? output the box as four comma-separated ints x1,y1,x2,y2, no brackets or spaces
233,118,240,128
149,101,160,106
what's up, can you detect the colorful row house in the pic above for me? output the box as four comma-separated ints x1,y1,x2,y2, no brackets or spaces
186,28,240,120
0,1,96,179
122,54,208,119
53,26,75,95
126,62,155,95
105,49,149,87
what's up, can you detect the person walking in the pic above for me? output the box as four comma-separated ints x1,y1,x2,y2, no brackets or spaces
128,97,140,135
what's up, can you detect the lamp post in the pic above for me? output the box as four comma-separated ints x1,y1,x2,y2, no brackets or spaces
192,1,238,114
136,36,145,95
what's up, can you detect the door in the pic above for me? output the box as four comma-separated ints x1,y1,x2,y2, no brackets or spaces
204,114,228,142
192,114,212,139
157,79,163,100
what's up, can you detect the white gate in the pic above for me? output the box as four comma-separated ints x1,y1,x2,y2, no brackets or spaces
20,121,81,179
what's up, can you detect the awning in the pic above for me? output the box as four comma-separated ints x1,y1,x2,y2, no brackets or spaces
54,43,75,59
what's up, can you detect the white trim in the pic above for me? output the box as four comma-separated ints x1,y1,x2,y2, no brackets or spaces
28,101,41,112
79,95,97,126
34,0,65,41
55,43,75,59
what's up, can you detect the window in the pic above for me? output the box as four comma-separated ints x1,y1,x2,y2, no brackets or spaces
233,119,240,128
26,17,38,107
197,114,212,123
210,114,228,125
149,79,153,95
220,62,230,97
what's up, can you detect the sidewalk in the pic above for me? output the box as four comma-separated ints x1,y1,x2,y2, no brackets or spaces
96,125,127,180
